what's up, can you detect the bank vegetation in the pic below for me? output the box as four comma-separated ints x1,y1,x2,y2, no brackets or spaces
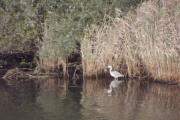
82,0,180,83
0,0,179,83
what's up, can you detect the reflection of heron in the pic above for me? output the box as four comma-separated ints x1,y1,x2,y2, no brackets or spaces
108,65,124,80
107,80,123,94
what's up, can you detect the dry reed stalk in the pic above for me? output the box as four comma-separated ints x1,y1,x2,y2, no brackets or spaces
81,0,180,82
37,57,67,74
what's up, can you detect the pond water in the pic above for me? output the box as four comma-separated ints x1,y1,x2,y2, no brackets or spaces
0,77,179,120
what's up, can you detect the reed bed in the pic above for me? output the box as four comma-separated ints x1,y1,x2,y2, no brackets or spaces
81,0,180,82
37,57,67,75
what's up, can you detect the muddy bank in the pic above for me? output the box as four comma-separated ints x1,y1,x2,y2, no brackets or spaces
0,51,35,77
0,50,83,86
0,52,35,68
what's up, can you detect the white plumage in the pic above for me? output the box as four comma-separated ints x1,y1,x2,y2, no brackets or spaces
108,65,124,80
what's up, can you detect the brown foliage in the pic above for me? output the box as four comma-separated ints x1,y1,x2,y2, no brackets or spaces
81,0,180,82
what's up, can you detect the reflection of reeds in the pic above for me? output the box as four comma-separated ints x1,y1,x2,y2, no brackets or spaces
81,79,180,120
140,83,180,120
145,83,180,109
81,0,180,82
38,76,67,92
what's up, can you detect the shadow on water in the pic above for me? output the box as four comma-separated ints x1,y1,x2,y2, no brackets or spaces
0,78,43,120
0,77,179,120
37,77,83,120
0,76,84,120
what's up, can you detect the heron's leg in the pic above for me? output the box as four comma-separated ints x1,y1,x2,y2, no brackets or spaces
108,84,113,93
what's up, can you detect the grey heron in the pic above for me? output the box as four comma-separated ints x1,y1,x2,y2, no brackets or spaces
108,65,124,80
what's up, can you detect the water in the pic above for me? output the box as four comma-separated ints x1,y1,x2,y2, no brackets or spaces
0,77,179,120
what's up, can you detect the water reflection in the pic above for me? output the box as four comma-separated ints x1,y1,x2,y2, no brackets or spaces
81,79,180,120
0,77,179,120
107,79,123,94
34,77,84,120
0,79,43,120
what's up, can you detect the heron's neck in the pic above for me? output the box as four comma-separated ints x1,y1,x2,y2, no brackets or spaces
109,68,112,73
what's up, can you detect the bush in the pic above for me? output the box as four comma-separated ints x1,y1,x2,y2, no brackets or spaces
38,0,144,58
0,0,44,53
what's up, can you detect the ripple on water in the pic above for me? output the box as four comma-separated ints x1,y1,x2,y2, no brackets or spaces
0,77,179,120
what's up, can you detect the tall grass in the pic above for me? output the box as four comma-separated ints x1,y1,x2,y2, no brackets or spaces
37,57,67,73
81,0,180,82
